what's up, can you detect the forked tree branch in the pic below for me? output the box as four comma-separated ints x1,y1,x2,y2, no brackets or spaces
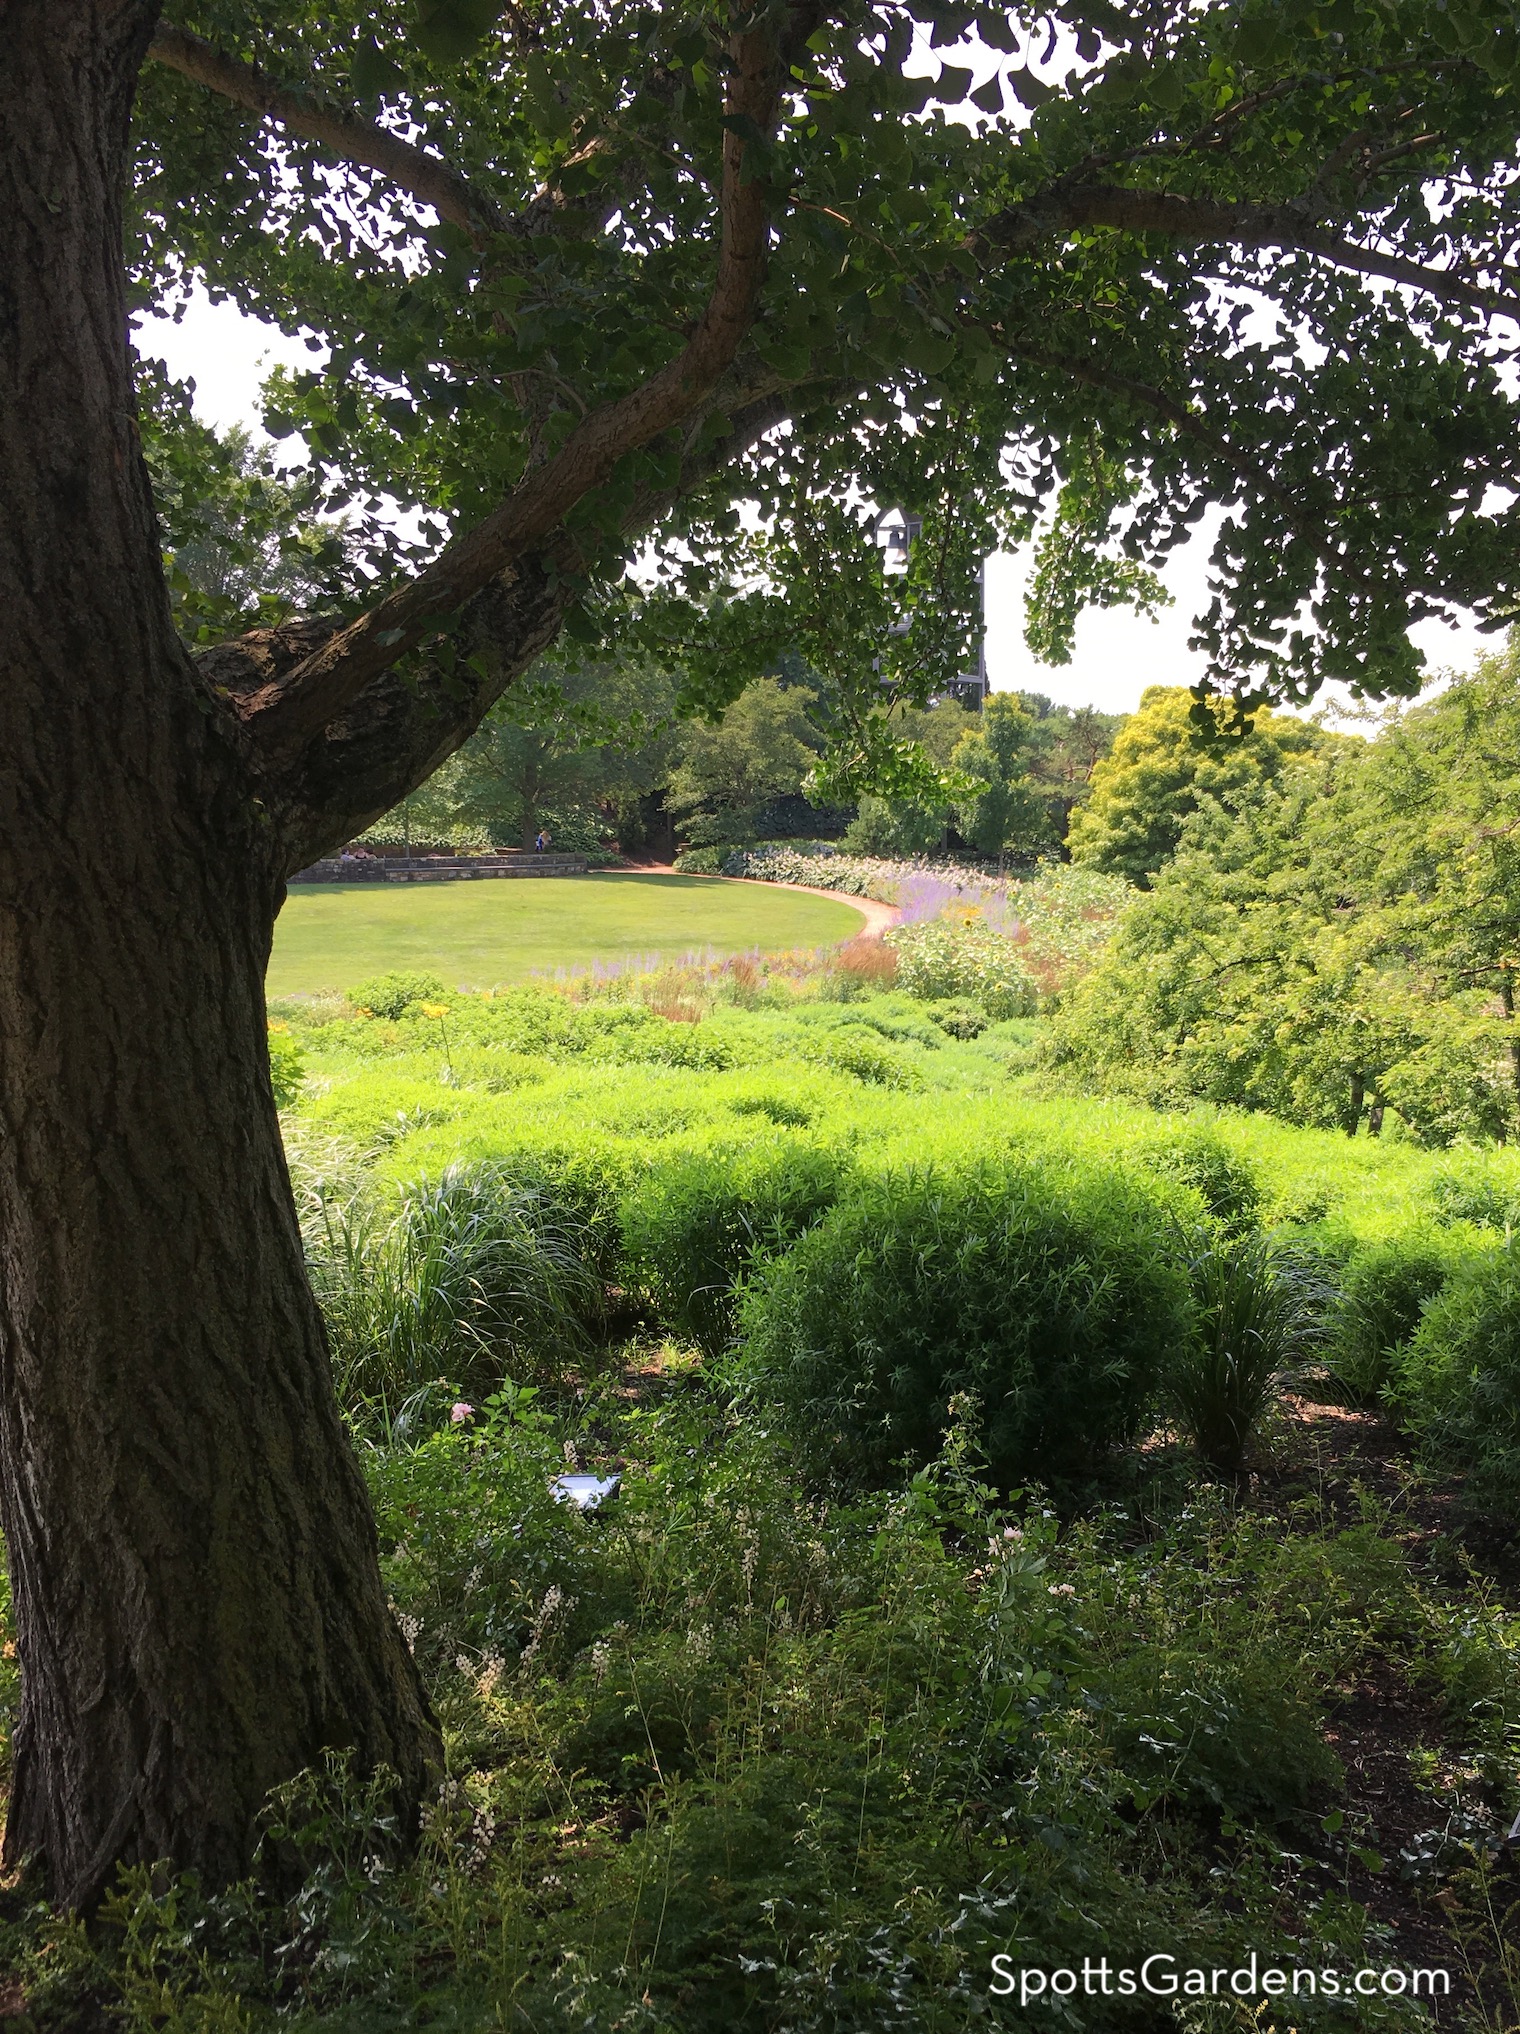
221,383,797,868
235,21,787,764
148,24,510,236
973,183,1520,323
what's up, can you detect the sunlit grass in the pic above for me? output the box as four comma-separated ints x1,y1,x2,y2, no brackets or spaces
268,873,866,996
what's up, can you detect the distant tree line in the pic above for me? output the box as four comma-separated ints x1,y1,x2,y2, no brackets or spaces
367,653,1124,865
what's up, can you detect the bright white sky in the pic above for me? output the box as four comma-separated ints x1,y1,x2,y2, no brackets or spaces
138,288,1496,719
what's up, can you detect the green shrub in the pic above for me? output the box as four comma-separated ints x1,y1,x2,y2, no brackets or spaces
924,997,989,1040
1166,1236,1335,1478
1394,1242,1520,1511
267,1023,307,1108
347,969,449,1019
1143,1127,1262,1235
1425,1152,1520,1230
884,918,1039,1020
795,1024,923,1088
671,846,727,874
735,1156,1189,1487
620,1134,853,1355
1326,1230,1476,1406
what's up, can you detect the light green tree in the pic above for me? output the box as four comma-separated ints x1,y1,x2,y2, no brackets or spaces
1067,687,1330,886
1053,696,1520,1145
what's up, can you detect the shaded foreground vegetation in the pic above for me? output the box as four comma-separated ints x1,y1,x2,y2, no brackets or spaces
5,953,1520,2029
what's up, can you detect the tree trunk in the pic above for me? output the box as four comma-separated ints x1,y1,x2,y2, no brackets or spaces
0,1,439,1906
1344,1071,1365,1136
1500,977,1520,1116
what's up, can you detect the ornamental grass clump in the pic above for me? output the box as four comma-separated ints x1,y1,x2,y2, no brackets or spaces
735,1155,1189,1489
1169,1234,1336,1479
307,1160,602,1416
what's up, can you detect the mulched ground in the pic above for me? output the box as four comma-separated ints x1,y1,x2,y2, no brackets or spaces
1254,1397,1520,2028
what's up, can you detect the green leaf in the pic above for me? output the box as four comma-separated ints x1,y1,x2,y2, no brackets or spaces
1234,18,1285,66
970,75,1006,115
976,10,1023,54
1007,67,1054,109
903,327,957,374
351,38,407,98
414,0,503,64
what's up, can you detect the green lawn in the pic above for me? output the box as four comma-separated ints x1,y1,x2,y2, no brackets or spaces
267,873,866,996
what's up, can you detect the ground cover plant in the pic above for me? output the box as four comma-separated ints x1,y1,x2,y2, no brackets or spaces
7,950,1520,2024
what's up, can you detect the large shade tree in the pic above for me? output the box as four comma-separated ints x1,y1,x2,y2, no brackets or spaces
7,0,1520,1903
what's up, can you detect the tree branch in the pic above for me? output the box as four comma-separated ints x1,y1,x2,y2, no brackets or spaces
223,384,799,873
148,24,509,237
237,20,787,764
972,183,1520,323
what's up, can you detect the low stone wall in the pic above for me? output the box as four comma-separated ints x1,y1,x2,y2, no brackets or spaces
290,854,589,883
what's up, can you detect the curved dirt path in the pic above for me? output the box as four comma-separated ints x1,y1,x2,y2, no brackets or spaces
605,864,901,942
735,879,900,941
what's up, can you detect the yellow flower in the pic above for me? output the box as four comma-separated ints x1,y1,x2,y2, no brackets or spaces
267,1021,290,1035
355,1006,375,1019
419,1002,451,1020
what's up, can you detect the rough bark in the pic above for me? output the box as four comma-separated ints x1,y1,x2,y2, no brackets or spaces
1345,1070,1366,1136
1500,978,1520,1113
0,1,438,1905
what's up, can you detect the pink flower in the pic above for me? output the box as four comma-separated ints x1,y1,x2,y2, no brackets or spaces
450,1401,474,1425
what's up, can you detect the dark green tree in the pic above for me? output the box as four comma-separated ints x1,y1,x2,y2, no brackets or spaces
667,674,822,840
139,365,364,638
952,691,1050,865
417,653,676,849
844,697,974,853
12,0,1520,1899
1017,697,1123,839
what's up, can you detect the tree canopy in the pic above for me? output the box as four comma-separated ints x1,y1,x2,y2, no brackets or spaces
1067,683,1332,884
1052,639,1520,1144
135,0,1520,818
